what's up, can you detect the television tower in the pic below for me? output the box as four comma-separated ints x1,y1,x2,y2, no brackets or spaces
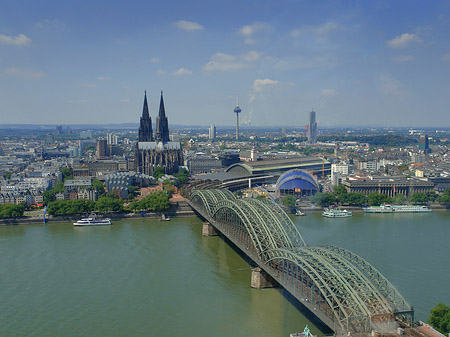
233,97,241,140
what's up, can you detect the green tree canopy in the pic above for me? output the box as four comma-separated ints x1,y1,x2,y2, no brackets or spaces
428,303,450,335
437,188,450,205
367,192,392,206
47,200,95,216
61,167,73,181
281,194,296,208
312,192,336,206
0,204,25,218
340,192,367,205
92,179,106,196
139,191,171,212
393,193,407,205
174,168,189,185
409,192,429,204
153,166,165,180
96,196,124,213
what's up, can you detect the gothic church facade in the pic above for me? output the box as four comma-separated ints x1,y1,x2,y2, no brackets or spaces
135,91,183,175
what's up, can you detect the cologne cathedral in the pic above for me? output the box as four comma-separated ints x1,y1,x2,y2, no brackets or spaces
135,91,183,175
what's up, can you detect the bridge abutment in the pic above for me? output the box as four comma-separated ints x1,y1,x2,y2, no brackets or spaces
202,222,218,236
251,267,278,289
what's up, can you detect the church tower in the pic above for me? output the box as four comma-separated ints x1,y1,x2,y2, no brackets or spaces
155,91,169,142
138,91,153,141
135,90,183,175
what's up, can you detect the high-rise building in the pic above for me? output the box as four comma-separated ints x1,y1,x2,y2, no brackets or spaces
419,135,431,154
107,133,118,145
308,110,317,144
234,98,241,141
209,124,216,140
96,139,109,159
135,91,183,175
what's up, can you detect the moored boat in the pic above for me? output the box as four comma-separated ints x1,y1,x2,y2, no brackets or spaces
73,214,111,226
322,208,352,218
364,205,431,213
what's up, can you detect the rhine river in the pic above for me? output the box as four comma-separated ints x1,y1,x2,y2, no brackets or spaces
1,211,449,337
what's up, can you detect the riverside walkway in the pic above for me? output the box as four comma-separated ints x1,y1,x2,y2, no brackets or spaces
187,189,414,336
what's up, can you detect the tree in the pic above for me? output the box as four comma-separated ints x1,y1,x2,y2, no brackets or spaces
409,192,429,204
0,204,25,218
153,166,165,180
398,164,409,172
428,303,450,335
393,193,407,205
367,192,391,206
342,192,367,206
61,167,73,181
281,195,296,209
174,168,189,185
437,188,450,205
140,191,171,212
96,197,124,213
312,192,336,206
92,179,106,196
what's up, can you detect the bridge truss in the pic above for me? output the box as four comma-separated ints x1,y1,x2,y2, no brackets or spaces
189,189,414,335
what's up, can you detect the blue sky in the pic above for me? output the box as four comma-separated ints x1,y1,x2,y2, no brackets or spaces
1,0,450,127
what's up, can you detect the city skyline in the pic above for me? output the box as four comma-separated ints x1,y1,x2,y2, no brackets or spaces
1,0,450,127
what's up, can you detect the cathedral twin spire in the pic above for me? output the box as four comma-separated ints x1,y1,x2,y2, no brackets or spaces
138,90,169,142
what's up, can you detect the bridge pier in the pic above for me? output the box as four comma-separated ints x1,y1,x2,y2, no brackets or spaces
251,267,277,289
202,222,218,236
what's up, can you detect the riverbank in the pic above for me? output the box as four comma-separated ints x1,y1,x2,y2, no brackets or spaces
0,201,196,226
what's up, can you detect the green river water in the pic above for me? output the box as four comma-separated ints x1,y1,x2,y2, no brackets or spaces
0,211,449,337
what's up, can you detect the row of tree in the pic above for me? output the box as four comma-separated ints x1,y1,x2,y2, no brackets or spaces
46,191,173,216
128,191,171,213
0,204,25,218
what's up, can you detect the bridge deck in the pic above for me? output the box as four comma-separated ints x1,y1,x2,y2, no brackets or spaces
187,200,339,334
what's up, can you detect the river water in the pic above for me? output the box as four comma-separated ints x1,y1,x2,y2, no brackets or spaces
0,211,449,337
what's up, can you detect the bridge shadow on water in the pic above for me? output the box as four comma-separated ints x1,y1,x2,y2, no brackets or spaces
216,231,334,336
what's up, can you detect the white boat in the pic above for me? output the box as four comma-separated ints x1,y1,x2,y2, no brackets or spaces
322,208,352,218
73,214,111,226
364,205,431,213
159,214,170,221
296,210,306,216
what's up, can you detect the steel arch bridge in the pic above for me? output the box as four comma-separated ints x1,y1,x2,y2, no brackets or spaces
189,189,414,335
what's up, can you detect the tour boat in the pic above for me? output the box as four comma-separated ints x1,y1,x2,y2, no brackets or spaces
322,208,352,218
364,205,431,213
73,214,111,226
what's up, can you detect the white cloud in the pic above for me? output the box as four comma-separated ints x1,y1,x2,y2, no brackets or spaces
150,57,160,63
253,79,280,92
120,98,130,103
386,33,422,49
321,88,337,96
238,22,270,36
97,76,111,81
0,33,32,46
392,55,414,62
174,20,204,31
291,22,340,38
174,67,192,76
4,67,44,79
238,22,270,44
379,72,404,95
156,69,167,76
274,54,336,71
441,53,450,62
204,53,245,71
36,19,65,30
243,50,262,62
